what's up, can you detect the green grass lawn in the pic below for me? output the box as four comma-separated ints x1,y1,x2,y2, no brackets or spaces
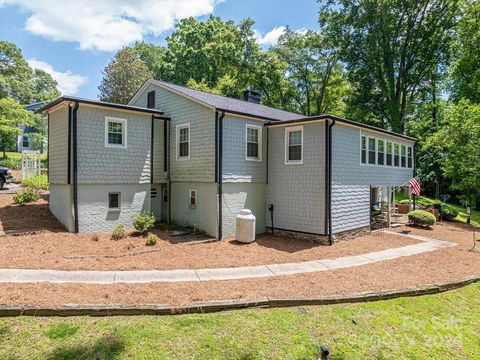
1,283,479,359
0,151,47,161
395,193,480,227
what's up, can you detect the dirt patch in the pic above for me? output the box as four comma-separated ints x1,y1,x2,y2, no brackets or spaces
0,193,418,270
0,222,478,307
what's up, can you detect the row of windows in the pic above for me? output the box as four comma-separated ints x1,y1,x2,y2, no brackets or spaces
361,135,413,168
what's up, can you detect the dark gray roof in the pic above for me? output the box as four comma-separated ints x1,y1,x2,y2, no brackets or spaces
25,101,49,112
151,79,303,121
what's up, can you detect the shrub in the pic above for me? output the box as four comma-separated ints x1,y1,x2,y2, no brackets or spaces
441,207,459,221
133,212,157,235
111,224,126,240
0,158,21,170
408,210,436,227
146,233,158,246
22,174,49,191
13,188,40,204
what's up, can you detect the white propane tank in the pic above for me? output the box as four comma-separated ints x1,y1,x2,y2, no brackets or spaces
236,209,256,243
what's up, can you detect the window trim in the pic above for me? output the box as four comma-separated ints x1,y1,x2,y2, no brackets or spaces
105,116,127,149
377,138,385,166
189,189,197,208
401,144,407,168
285,125,304,165
245,124,262,162
108,192,121,211
176,123,190,161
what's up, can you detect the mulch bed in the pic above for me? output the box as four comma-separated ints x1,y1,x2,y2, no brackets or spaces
0,193,418,271
1,192,478,307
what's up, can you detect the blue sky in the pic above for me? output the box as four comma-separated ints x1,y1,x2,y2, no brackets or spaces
0,0,320,99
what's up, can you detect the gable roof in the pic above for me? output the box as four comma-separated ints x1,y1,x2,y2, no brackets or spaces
130,79,304,122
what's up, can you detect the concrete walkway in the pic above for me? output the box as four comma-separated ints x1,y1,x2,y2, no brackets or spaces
0,231,455,284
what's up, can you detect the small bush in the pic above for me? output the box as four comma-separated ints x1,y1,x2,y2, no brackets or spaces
22,174,49,191
133,212,157,235
146,233,158,246
111,224,126,240
408,210,436,227
13,188,40,204
441,207,459,221
0,158,21,170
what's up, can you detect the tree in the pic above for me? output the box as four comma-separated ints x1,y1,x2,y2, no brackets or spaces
450,0,480,103
0,41,33,104
30,113,48,152
30,69,60,103
98,47,152,104
272,29,349,116
427,100,480,215
0,97,32,157
319,0,458,132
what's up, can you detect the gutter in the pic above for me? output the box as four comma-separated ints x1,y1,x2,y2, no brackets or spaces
215,108,283,122
215,110,225,240
72,101,80,233
325,118,336,245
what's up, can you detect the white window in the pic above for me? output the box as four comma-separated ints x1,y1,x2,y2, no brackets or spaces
105,117,127,148
368,137,376,164
108,192,120,210
176,124,190,160
408,146,413,168
401,144,407,167
246,124,262,161
189,189,196,207
386,141,393,166
377,139,385,166
394,143,400,167
285,126,303,164
361,135,367,164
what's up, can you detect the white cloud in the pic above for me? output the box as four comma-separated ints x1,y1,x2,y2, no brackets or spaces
3,0,219,52
254,26,310,47
27,59,87,95
254,26,286,46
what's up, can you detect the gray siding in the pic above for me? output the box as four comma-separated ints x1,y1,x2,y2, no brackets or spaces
331,123,415,234
48,106,69,184
331,185,370,233
49,184,73,232
131,83,215,183
222,115,267,183
222,182,266,237
77,183,150,233
266,122,326,234
170,181,218,237
76,107,152,184
331,124,414,186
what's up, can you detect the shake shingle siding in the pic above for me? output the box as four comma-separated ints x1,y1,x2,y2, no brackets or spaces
48,106,69,184
266,122,326,234
131,83,215,183
331,123,415,234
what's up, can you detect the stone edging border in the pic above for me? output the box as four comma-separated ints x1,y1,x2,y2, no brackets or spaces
0,275,478,317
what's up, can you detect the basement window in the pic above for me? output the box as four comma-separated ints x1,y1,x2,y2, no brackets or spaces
189,189,197,208
108,193,120,210
105,117,127,148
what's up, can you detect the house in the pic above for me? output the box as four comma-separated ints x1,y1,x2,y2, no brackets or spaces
16,101,48,152
41,79,416,241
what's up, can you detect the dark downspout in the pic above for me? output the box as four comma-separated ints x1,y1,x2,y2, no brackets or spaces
216,111,225,240
72,101,79,233
266,126,269,185
47,113,50,184
326,119,336,245
67,104,72,184
150,115,154,184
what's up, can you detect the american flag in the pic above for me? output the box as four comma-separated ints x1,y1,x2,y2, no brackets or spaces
409,177,421,196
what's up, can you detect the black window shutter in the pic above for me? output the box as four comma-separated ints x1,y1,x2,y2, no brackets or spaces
147,91,155,108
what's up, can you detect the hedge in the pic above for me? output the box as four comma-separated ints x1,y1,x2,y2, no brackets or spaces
408,210,436,227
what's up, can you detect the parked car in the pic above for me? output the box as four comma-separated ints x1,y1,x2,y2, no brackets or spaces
0,167,13,189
